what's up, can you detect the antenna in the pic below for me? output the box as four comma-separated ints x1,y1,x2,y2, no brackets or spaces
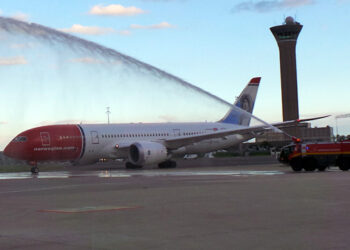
106,107,111,124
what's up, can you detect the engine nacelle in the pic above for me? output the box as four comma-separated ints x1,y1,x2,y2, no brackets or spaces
129,141,168,165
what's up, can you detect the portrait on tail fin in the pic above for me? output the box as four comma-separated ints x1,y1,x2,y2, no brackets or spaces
219,77,260,126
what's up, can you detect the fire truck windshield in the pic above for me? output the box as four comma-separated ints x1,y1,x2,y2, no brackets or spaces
283,144,295,154
279,144,296,163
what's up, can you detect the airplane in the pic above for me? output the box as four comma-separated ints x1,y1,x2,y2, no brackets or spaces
3,77,325,174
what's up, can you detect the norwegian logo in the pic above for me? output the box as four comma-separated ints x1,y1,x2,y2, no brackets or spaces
40,132,51,146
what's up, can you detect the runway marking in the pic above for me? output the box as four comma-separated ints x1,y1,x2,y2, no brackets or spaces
39,206,141,214
0,170,284,180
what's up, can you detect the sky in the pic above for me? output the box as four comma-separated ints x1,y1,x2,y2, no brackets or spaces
0,0,350,149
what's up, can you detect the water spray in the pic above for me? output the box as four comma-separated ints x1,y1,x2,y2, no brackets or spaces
0,16,283,133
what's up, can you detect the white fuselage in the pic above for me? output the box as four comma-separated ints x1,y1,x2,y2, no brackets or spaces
78,122,250,164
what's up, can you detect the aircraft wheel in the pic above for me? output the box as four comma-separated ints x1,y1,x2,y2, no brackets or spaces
170,161,177,168
125,162,143,169
31,166,39,174
158,160,177,169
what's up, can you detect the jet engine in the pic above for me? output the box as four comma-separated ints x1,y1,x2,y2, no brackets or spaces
129,141,168,165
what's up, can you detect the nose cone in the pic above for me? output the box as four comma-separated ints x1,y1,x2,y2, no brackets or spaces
5,125,83,162
4,142,14,158
4,135,30,160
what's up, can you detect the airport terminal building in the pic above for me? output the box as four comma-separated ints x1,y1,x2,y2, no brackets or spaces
256,124,334,146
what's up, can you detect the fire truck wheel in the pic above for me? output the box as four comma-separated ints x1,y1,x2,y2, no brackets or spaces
290,158,302,172
339,164,349,171
303,158,317,172
317,166,327,172
339,158,350,171
291,165,302,172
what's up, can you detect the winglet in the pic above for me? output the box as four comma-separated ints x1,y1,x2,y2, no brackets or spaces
296,115,331,123
248,77,261,86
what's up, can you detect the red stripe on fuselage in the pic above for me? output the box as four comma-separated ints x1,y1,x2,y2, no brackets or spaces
4,125,83,162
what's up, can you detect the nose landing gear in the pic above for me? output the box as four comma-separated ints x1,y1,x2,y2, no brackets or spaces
31,166,39,174
29,161,39,174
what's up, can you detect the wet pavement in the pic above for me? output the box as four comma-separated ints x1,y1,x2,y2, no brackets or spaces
1,162,350,249
0,169,284,180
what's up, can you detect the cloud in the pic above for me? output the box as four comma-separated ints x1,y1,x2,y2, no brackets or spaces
11,12,30,22
130,22,175,30
89,4,146,16
0,56,27,66
232,0,314,13
59,24,115,35
69,57,102,64
118,30,132,36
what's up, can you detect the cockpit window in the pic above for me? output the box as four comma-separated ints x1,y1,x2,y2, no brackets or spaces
282,145,295,154
13,136,27,142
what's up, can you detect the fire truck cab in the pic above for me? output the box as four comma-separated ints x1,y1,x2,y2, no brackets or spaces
279,139,350,172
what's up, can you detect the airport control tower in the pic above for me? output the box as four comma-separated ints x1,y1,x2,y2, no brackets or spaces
270,17,303,121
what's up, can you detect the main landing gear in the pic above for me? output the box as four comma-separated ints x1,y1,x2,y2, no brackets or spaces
124,160,177,169
158,160,177,169
125,162,143,169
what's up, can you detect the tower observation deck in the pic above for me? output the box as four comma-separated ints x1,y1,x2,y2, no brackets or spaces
270,17,303,121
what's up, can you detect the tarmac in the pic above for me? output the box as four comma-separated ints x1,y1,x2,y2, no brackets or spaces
1,156,350,250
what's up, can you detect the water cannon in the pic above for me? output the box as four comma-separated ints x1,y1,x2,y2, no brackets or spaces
292,136,301,144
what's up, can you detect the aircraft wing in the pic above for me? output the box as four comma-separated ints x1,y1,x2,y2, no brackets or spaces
270,115,330,128
162,115,330,150
162,125,271,149
113,115,329,151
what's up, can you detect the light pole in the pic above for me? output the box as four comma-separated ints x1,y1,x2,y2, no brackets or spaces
106,107,111,124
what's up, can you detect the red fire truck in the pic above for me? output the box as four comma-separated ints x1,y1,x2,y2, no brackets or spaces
279,138,350,172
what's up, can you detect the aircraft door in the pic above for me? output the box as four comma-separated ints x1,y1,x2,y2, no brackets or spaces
91,131,99,144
